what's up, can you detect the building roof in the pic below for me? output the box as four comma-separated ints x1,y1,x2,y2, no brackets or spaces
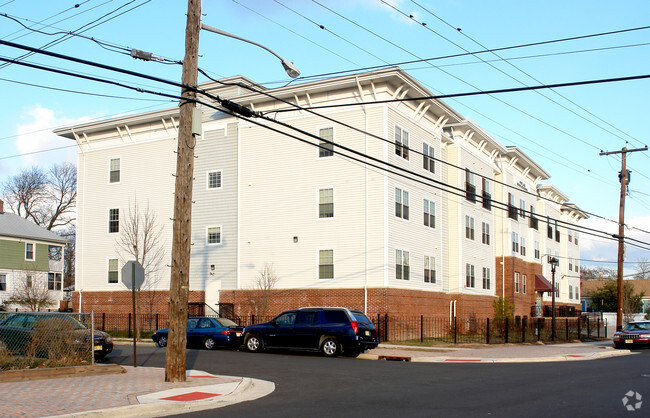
580,279,650,297
0,211,68,245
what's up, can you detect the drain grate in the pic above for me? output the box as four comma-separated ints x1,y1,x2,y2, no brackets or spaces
378,355,411,362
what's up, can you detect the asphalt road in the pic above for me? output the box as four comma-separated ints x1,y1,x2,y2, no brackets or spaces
108,344,650,417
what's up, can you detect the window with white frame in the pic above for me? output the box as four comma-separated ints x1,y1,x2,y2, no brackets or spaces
574,260,579,273
523,274,527,294
423,199,435,228
465,216,475,240
482,222,490,245
424,255,436,283
569,258,573,271
423,142,435,173
207,226,222,245
319,249,334,279
465,169,476,203
396,249,410,280
25,242,35,261
109,209,119,233
569,285,573,300
514,272,520,293
109,158,120,183
207,171,222,189
520,236,526,257
394,126,409,160
568,229,573,243
512,232,519,253
519,199,526,219
26,275,33,288
108,259,118,284
534,240,540,259
319,188,334,218
465,264,475,288
319,127,334,158
482,267,491,290
48,272,62,291
574,231,579,245
482,178,491,210
0,274,6,291
575,287,579,299
395,187,409,220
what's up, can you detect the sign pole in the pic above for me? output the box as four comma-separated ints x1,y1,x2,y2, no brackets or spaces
132,262,137,368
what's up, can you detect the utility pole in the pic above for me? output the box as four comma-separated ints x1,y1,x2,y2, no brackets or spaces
165,0,201,383
599,145,647,331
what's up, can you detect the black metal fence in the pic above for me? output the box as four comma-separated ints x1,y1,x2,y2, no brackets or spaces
90,312,606,345
372,315,607,345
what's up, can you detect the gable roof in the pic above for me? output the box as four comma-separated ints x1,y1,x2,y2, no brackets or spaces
0,212,67,245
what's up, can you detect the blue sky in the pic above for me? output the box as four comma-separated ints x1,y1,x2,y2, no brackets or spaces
1,0,649,271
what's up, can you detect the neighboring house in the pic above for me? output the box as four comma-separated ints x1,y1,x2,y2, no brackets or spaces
0,200,68,310
55,67,586,319
581,279,650,314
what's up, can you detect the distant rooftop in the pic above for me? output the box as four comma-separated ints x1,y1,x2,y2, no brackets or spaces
0,211,68,245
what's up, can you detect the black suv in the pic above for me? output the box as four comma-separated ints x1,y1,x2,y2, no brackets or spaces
242,307,378,357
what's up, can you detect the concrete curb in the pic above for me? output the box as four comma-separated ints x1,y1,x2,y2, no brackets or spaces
359,348,634,363
52,377,275,417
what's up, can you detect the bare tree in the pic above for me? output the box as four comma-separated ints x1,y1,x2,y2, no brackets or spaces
1,163,76,230
116,200,166,317
61,228,76,290
9,274,56,311
248,263,280,317
634,258,650,280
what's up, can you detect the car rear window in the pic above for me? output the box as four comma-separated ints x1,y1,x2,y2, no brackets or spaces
216,318,238,327
324,310,349,323
352,312,372,324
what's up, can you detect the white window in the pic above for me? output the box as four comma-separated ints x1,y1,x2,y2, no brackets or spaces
568,229,573,243
396,249,410,280
207,226,222,245
482,178,491,210
514,272,520,293
465,264,475,288
520,236,526,257
395,126,409,160
108,259,119,284
48,272,62,291
0,274,5,291
534,241,540,259
465,216,475,240
109,209,119,233
482,222,490,245
569,285,573,300
207,171,222,189
109,158,120,183
25,242,35,261
395,187,409,220
423,199,435,228
424,255,436,283
482,267,491,290
569,258,573,271
523,274,527,294
319,249,334,279
319,127,334,158
319,188,334,218
512,232,519,253
574,231,579,245
26,275,33,288
423,142,435,173
519,199,526,219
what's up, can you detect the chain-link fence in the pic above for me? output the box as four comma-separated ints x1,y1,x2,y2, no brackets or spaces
0,312,95,370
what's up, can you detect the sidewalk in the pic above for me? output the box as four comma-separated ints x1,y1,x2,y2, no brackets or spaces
0,340,633,417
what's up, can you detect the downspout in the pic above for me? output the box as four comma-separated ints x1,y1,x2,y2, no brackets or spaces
357,76,369,314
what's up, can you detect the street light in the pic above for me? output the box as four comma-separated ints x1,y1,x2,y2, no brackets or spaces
549,256,559,341
200,24,300,79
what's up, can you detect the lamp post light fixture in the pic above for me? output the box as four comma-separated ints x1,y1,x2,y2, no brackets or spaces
549,256,559,341
200,24,300,79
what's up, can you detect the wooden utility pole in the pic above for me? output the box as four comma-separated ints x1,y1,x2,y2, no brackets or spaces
599,145,647,331
165,0,201,382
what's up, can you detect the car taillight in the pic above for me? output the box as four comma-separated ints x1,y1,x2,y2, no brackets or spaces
222,330,230,335
351,321,359,334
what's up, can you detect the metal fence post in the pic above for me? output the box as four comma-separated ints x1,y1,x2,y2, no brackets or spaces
102,312,105,332
486,318,490,344
586,317,590,339
597,318,601,338
420,315,424,343
505,317,509,343
377,314,381,342
156,313,159,331
128,313,132,338
537,318,541,342
453,316,457,344
384,314,389,342
577,316,581,340
522,317,526,343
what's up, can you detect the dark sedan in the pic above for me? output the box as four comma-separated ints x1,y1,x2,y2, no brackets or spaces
613,320,650,348
152,317,243,350
0,312,113,360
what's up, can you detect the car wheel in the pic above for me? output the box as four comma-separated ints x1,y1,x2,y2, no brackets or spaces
321,337,340,357
157,336,167,348
203,336,216,350
245,334,263,353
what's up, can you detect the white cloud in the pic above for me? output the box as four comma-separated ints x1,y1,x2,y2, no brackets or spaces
14,105,91,169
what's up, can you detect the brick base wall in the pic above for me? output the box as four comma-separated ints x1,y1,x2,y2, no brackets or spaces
72,290,205,315
219,288,498,319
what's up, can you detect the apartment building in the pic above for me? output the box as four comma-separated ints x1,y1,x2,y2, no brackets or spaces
55,67,585,319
